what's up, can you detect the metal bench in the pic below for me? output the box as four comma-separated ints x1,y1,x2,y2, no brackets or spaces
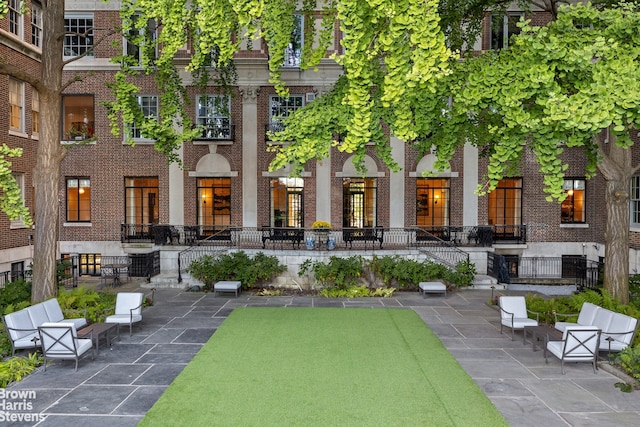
342,227,384,249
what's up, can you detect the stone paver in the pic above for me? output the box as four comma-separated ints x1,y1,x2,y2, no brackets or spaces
5,286,638,426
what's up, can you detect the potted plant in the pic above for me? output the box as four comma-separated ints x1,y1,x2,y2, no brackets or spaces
312,221,332,249
311,220,331,230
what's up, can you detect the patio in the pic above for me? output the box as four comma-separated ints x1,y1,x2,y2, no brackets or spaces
5,284,639,426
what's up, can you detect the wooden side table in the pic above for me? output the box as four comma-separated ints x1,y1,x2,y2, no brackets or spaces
78,323,119,353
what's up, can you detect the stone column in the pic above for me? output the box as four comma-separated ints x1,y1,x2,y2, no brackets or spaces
241,86,260,227
168,144,184,225
463,142,479,226
389,136,405,228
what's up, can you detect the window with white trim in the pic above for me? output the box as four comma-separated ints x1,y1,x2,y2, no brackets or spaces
631,176,640,227
490,13,523,50
32,91,40,135
64,14,94,57
124,16,157,65
561,178,586,224
9,78,24,132
128,95,159,140
269,95,304,133
31,4,42,47
196,95,232,140
284,14,303,67
8,0,23,39
66,177,91,222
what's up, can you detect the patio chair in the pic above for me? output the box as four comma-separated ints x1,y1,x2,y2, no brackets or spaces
499,296,539,340
38,322,94,371
105,292,144,336
545,326,601,374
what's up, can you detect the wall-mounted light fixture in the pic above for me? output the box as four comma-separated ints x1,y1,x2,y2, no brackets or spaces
434,194,440,205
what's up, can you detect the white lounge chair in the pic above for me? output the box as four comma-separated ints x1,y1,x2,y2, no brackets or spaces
545,326,601,374
499,296,539,340
105,292,144,336
38,322,94,371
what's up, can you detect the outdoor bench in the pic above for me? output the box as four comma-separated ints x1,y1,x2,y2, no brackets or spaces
343,227,384,249
261,227,304,249
418,281,447,297
214,281,242,297
2,298,87,355
554,302,638,353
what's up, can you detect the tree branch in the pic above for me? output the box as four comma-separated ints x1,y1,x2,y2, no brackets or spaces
62,26,119,67
0,62,42,91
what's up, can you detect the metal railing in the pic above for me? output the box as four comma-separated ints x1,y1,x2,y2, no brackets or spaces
488,254,602,290
121,224,527,247
405,227,469,268
1,256,78,290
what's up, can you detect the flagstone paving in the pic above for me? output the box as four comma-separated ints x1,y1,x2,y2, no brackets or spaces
5,285,639,426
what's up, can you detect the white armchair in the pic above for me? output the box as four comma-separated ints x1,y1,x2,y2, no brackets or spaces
105,292,144,336
499,296,539,340
38,322,94,371
545,326,601,374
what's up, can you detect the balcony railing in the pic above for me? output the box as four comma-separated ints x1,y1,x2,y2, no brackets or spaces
195,123,235,141
121,224,528,247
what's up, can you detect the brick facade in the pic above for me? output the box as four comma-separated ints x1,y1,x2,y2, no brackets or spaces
2,2,639,278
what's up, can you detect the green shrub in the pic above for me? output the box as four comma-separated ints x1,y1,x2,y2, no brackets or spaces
318,285,395,298
187,251,287,291
629,274,640,308
299,256,364,289
0,279,32,315
57,286,117,323
614,346,640,387
0,353,43,388
370,256,475,289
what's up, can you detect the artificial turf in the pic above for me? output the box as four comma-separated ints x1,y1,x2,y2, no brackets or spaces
140,307,507,426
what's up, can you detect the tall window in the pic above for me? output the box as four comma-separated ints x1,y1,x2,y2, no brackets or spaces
197,95,232,140
11,261,25,282
128,95,159,140
269,95,304,133
31,4,42,47
62,95,95,140
9,78,24,132
631,176,640,227
270,178,304,228
561,179,586,223
198,178,231,233
125,16,157,65
8,0,22,38
32,91,40,135
343,178,377,228
64,14,94,57
66,177,91,222
416,178,450,227
79,254,100,276
488,178,522,226
125,177,159,224
490,13,523,49
283,14,303,67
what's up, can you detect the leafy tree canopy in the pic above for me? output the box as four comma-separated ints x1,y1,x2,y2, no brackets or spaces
425,2,640,201
109,0,451,173
0,145,31,225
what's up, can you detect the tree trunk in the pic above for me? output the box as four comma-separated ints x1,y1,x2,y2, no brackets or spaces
599,134,631,305
31,1,66,303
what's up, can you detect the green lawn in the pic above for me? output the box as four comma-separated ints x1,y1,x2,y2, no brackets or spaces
141,307,507,426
